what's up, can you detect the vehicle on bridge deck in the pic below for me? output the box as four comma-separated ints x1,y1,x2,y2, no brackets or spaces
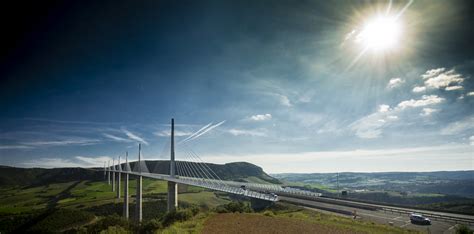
409,213,431,225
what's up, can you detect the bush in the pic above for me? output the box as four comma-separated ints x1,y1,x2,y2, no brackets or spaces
99,225,129,234
263,210,275,217
456,225,473,234
86,214,133,233
28,209,94,233
141,219,163,233
223,201,253,213
161,209,193,227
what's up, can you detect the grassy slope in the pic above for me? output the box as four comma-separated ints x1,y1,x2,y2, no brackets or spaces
161,206,421,234
0,179,426,234
0,178,227,213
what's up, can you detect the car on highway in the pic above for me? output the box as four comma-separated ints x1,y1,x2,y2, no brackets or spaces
409,213,431,225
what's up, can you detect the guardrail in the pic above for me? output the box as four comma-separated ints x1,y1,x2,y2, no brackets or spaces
279,191,474,225
382,207,474,225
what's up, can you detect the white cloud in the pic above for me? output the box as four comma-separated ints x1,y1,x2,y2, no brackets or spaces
122,129,148,145
103,133,132,142
0,145,33,150
412,86,426,93
349,109,399,139
441,116,474,135
397,95,445,109
445,85,463,91
467,92,474,96
421,68,446,79
421,68,464,90
378,104,391,113
316,120,345,135
387,78,405,89
154,130,192,137
387,115,398,120
201,144,474,173
420,108,438,117
470,136,474,146
278,94,292,107
19,156,112,168
75,156,112,166
22,139,100,147
350,95,445,139
228,128,266,137
248,114,272,121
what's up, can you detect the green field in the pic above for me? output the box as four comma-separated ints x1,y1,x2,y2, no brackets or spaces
3,178,459,233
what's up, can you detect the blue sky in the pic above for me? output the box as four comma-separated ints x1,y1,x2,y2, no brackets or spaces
0,0,473,173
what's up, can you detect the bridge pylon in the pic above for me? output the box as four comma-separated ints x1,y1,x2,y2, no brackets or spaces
167,118,178,212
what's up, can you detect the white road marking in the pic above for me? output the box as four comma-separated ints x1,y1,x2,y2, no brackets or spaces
400,223,410,228
448,224,457,230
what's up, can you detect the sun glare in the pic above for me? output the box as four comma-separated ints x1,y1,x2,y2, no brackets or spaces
357,15,402,52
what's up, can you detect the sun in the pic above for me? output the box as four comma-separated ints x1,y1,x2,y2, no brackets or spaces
356,15,402,52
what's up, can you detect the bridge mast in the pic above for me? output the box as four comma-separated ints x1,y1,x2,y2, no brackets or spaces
167,118,178,211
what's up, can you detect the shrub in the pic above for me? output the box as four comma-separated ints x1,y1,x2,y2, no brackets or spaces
263,210,275,217
28,209,94,233
456,225,473,234
224,201,253,213
161,209,193,227
86,214,132,233
141,219,163,233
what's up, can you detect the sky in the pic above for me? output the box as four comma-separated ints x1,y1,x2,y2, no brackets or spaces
0,0,473,173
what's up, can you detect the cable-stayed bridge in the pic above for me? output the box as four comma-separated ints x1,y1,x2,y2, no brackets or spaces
104,119,321,222
101,119,474,230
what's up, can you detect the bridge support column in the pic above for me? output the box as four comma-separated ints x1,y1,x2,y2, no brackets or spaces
124,172,129,218
167,181,177,211
112,171,116,192
136,175,142,222
117,172,121,198
112,159,116,191
123,152,129,219
107,162,110,185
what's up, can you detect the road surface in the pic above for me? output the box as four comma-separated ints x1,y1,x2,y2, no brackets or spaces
280,196,474,234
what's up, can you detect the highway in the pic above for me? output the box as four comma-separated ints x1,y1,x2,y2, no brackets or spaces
280,196,474,234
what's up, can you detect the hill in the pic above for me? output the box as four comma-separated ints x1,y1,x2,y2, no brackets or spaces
273,171,474,197
0,161,279,187
273,171,474,214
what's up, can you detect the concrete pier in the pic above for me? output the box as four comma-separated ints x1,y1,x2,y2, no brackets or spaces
124,152,129,219
167,181,177,211
136,175,142,222
112,159,116,192
117,157,121,199
107,161,110,185
135,144,143,223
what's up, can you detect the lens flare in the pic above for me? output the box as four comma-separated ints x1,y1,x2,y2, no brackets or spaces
356,16,402,51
